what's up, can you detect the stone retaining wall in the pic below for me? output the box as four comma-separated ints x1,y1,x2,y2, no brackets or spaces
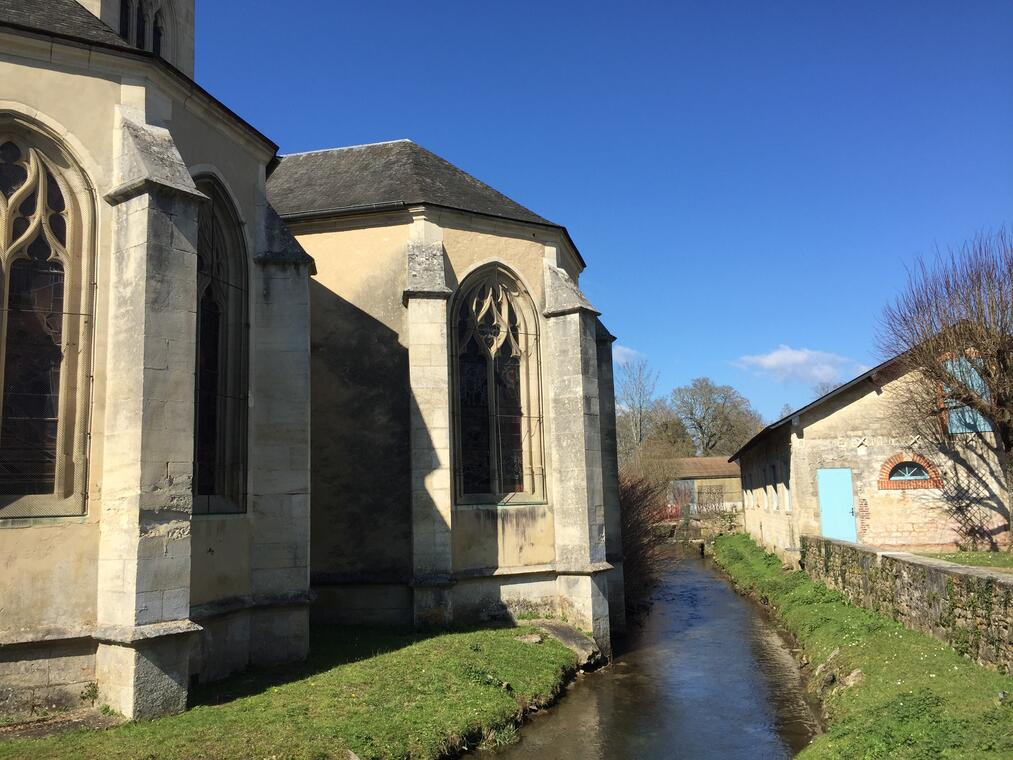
800,534,1013,673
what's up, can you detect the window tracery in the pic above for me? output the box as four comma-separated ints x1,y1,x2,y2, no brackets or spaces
452,268,543,503
0,124,91,516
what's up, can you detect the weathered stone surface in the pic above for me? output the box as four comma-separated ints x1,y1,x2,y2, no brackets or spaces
107,110,205,204
256,204,316,271
543,261,598,317
404,240,451,299
534,619,603,669
802,535,1013,672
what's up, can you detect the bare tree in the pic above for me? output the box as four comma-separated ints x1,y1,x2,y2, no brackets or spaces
616,358,659,464
672,378,764,456
879,230,1013,549
635,398,696,482
811,380,841,399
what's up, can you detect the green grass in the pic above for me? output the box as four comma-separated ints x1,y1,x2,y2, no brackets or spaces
0,625,578,760
713,533,1013,759
920,551,1013,573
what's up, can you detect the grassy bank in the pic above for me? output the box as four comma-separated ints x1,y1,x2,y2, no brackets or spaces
0,626,578,760
920,551,1013,573
713,533,1013,759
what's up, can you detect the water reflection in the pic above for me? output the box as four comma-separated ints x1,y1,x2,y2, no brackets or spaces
493,554,819,759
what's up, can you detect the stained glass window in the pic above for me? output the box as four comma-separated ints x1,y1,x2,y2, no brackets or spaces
0,140,69,496
453,270,543,501
193,179,248,514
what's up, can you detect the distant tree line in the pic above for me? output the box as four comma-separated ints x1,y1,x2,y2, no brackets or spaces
615,358,764,479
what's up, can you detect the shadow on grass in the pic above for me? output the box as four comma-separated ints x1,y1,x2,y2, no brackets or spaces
191,625,432,707
191,622,524,708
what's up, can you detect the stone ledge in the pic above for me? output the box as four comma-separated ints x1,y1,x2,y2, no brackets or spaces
105,176,207,205
0,625,94,648
441,561,614,582
190,591,315,621
93,619,202,646
454,563,556,580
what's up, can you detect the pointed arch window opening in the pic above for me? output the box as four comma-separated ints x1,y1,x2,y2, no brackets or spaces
453,271,545,504
194,181,248,515
134,3,146,49
0,133,90,512
152,12,164,57
119,0,132,40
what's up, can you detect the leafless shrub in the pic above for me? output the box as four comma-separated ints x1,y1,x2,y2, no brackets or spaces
878,230,1013,548
620,468,676,617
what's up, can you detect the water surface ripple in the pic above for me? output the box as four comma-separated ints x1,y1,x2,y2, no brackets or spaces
494,554,819,759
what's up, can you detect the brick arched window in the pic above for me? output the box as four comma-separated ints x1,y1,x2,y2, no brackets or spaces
193,177,248,514
451,266,544,504
0,116,94,516
878,453,943,490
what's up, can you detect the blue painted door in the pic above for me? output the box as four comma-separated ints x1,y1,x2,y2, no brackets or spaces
817,468,857,542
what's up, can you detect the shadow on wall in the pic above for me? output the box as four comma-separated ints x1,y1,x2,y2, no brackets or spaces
308,279,411,588
879,384,1011,550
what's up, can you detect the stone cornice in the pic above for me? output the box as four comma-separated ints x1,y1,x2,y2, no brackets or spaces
93,619,203,645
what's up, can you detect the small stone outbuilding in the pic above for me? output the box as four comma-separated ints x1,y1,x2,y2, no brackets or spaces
732,357,1009,564
669,456,742,513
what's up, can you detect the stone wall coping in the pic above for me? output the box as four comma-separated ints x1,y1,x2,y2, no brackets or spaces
105,176,207,205
190,591,315,622
554,561,614,576
802,534,1013,585
0,625,94,648
412,561,615,585
93,619,203,645
402,287,452,302
454,562,557,580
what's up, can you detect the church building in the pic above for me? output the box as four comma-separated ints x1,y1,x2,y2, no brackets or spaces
0,0,624,719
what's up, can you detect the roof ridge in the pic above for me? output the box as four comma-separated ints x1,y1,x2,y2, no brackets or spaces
280,139,413,159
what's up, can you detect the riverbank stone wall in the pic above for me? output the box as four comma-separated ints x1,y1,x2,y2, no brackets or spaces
800,535,1013,673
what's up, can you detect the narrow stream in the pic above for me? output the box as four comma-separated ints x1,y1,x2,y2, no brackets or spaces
494,553,820,759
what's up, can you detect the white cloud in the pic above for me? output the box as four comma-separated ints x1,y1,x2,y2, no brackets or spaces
612,344,643,365
735,345,864,386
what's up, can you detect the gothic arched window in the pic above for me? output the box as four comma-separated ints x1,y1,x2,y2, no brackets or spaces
134,2,146,49
452,267,544,503
0,120,93,516
194,178,248,514
119,0,132,40
152,12,164,57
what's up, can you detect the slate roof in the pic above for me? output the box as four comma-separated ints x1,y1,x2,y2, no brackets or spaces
266,140,555,228
0,0,131,50
672,457,741,480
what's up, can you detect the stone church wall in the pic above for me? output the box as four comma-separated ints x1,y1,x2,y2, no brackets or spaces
294,220,414,623
0,35,312,715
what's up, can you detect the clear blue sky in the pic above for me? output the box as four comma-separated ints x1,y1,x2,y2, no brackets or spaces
197,1,1013,421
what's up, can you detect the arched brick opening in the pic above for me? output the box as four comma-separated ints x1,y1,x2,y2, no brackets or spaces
877,452,943,490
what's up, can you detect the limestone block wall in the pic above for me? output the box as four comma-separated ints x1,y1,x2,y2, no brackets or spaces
292,221,413,623
741,372,1008,565
741,427,799,560
801,535,1013,673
